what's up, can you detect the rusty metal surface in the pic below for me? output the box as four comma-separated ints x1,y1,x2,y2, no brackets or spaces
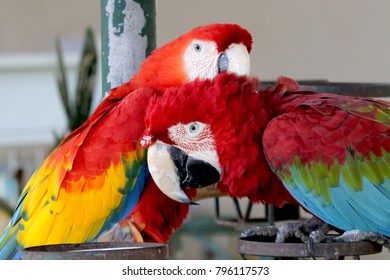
22,242,168,260
238,235,382,259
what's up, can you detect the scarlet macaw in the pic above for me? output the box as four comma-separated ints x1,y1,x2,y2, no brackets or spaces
0,23,253,259
152,75,390,246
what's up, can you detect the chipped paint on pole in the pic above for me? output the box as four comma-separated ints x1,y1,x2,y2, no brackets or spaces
101,0,156,97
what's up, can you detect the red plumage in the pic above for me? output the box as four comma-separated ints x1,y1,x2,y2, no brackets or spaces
125,179,196,243
263,77,390,168
59,88,154,192
0,23,256,259
98,23,254,244
145,73,296,210
108,23,252,97
258,77,390,236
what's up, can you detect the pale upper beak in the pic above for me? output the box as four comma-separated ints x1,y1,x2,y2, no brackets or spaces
147,141,221,204
218,43,250,76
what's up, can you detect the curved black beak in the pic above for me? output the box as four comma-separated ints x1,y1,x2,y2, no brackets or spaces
147,141,221,204
169,146,221,189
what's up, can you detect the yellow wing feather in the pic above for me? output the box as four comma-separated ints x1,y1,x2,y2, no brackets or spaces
15,136,143,247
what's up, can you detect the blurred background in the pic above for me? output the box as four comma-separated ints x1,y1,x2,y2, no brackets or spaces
0,0,389,259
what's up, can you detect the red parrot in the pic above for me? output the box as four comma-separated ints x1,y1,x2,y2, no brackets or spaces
261,77,390,244
142,73,296,220
0,23,253,259
149,75,390,246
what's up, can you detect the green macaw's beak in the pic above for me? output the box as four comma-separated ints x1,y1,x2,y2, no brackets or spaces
147,141,221,204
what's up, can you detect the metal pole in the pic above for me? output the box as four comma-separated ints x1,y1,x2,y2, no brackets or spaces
101,0,156,97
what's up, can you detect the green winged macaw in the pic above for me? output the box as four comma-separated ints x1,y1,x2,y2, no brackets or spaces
261,77,390,244
140,73,296,233
150,75,390,246
0,23,253,259
141,73,293,218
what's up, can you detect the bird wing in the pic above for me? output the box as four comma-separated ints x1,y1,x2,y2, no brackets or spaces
263,92,390,235
0,87,155,259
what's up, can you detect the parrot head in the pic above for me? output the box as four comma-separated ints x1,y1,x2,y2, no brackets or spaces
141,73,268,203
130,23,252,90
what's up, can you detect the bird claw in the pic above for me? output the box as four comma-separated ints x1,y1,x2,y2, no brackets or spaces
333,230,390,248
97,221,144,243
242,218,332,259
306,229,331,258
241,223,300,243
241,217,330,244
241,225,278,238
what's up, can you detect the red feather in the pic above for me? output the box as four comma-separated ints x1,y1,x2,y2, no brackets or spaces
264,77,390,168
125,179,196,243
103,23,253,243
0,23,257,259
58,88,155,192
145,73,296,209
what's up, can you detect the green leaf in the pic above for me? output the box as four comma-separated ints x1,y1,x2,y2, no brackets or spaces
55,27,98,137
73,27,97,131
55,38,72,123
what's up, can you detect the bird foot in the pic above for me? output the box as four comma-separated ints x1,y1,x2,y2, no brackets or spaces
241,217,331,243
306,229,335,257
241,218,334,258
97,220,144,243
333,230,390,249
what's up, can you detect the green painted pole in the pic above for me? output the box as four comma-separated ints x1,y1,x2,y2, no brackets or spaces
101,0,156,97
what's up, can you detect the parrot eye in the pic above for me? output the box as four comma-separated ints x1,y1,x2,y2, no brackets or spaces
184,39,219,81
187,122,203,135
193,42,203,53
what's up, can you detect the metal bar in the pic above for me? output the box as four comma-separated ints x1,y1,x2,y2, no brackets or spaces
22,242,168,260
232,197,243,220
238,235,382,259
100,0,156,97
244,201,253,222
267,205,275,225
214,197,220,220
260,81,390,98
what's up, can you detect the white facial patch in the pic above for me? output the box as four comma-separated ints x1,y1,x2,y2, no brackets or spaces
168,122,222,174
183,40,219,81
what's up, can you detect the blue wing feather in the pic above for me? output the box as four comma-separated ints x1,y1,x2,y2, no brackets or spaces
97,163,150,237
283,174,390,236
